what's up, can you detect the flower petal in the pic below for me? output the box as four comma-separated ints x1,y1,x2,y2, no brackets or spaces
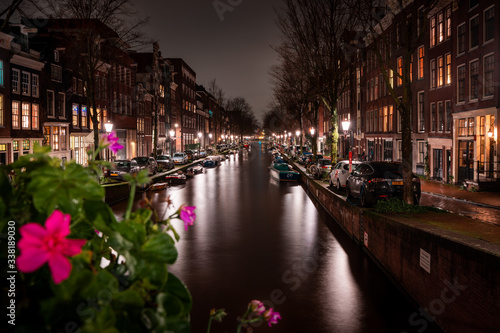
17,249,49,272
45,210,71,238
48,253,72,284
19,223,47,239
61,239,87,256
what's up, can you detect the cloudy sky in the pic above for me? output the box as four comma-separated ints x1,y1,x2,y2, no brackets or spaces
134,0,285,122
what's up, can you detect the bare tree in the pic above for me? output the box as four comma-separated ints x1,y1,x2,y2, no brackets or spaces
208,79,226,143
354,0,439,204
0,0,48,32
42,0,150,154
275,0,360,163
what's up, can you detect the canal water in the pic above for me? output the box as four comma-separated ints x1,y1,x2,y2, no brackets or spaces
112,144,441,333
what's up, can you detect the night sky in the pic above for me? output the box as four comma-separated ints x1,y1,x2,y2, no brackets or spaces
134,0,285,122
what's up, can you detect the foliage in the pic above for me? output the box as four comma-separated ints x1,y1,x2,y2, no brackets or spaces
374,198,440,214
0,142,193,332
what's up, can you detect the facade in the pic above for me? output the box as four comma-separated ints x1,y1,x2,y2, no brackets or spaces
168,58,197,151
336,0,499,185
4,26,44,164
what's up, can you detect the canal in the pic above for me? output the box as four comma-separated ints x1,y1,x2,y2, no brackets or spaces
112,143,441,333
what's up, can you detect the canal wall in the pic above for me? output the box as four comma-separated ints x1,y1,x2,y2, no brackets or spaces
300,175,500,333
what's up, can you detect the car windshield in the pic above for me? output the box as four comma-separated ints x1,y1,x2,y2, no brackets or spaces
115,161,130,167
173,153,184,157
134,157,148,164
157,156,169,160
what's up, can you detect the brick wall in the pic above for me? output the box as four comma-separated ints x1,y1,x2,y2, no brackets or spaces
303,175,500,333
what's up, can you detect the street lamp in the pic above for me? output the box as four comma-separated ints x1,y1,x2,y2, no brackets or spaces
198,132,202,149
104,121,113,161
310,127,315,136
342,120,354,171
169,129,175,157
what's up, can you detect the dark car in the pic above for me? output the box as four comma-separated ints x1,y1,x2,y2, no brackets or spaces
156,155,175,171
132,156,158,175
108,160,140,181
184,150,198,162
345,161,421,207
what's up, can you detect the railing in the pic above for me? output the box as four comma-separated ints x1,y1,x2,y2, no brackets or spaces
476,160,500,182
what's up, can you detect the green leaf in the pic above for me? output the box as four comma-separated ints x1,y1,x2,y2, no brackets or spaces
27,162,104,215
112,290,144,311
84,200,117,235
163,273,192,315
135,260,168,288
80,270,119,300
141,233,178,264
96,304,116,330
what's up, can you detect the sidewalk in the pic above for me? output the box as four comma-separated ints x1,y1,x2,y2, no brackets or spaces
421,179,500,209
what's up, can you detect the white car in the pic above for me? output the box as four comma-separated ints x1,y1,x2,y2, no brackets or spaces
172,152,188,164
329,160,362,190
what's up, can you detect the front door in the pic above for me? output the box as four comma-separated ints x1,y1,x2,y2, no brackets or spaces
433,149,443,180
458,140,474,181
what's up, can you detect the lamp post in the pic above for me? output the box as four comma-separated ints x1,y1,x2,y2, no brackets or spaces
104,121,113,161
342,120,353,172
169,129,175,157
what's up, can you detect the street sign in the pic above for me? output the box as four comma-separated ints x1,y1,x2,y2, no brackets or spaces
349,151,352,173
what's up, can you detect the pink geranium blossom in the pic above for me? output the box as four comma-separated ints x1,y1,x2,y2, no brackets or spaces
263,308,281,327
101,131,124,153
17,210,86,284
249,300,265,315
180,206,196,230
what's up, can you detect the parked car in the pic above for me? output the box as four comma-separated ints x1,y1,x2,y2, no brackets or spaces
186,163,204,177
184,150,198,161
108,159,140,181
156,155,175,171
172,152,188,164
298,152,312,164
131,156,158,175
309,158,332,179
345,161,421,207
198,149,207,158
329,160,362,190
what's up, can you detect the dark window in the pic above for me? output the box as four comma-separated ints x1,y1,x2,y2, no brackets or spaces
458,65,466,102
458,24,466,54
470,60,479,100
485,7,494,42
446,101,452,132
470,16,479,48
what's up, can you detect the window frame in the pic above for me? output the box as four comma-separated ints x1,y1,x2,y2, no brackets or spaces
21,71,30,96
483,53,494,98
457,23,466,55
457,64,466,103
12,69,20,94
469,59,479,101
12,101,20,129
418,46,425,79
469,15,479,50
484,5,494,43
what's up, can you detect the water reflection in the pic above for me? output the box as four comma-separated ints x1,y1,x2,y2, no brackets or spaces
112,144,441,333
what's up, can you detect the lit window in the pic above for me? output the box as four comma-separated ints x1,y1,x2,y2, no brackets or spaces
0,94,3,126
81,105,87,128
418,46,424,79
430,17,436,47
32,104,39,130
72,104,79,127
22,102,30,129
12,101,20,129
0,60,3,86
53,126,59,151
446,54,451,85
397,57,403,86
438,56,444,87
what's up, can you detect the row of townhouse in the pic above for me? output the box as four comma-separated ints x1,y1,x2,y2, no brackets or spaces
325,0,499,185
0,18,230,166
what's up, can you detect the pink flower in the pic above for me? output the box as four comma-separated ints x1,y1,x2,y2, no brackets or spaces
249,300,265,315
102,131,123,153
180,206,196,230
263,308,281,327
17,210,86,284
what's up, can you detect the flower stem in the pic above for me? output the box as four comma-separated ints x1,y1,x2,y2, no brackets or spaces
206,317,213,333
125,182,136,221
